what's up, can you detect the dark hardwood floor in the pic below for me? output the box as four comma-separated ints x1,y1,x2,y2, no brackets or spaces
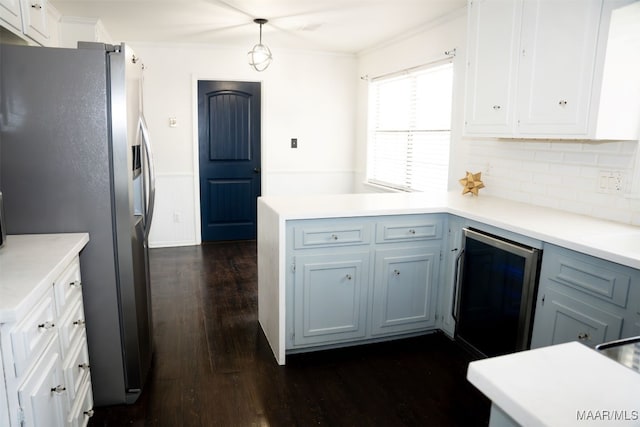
89,241,490,427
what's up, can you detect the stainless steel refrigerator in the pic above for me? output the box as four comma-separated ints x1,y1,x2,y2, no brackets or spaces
0,42,156,406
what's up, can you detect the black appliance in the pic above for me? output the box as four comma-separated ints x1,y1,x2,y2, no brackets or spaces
453,228,541,358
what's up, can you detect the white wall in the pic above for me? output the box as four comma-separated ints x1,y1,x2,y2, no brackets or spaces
133,43,357,247
354,8,640,226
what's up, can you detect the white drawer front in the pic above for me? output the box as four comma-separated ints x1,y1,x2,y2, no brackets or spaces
58,296,86,358
54,257,82,317
67,377,94,427
10,289,57,377
18,338,68,427
62,331,90,402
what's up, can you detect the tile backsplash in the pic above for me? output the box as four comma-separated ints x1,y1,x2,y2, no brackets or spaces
466,139,640,226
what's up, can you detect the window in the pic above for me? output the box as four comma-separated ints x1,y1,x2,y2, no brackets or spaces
367,62,454,192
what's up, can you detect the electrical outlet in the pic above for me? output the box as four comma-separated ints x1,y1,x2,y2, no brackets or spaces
598,170,625,194
291,138,298,148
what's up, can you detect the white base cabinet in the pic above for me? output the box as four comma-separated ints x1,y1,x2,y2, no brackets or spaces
0,234,93,427
286,215,444,351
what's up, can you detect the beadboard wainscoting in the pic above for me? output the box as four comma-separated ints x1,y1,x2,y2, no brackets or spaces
148,173,198,248
465,138,640,225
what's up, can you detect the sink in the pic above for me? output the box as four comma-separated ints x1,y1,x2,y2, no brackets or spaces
596,336,640,375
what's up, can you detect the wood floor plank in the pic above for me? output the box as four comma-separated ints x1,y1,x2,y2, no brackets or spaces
89,241,490,426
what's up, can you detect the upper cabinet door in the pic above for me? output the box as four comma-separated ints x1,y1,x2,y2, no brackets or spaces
20,0,49,45
463,0,640,140
516,0,602,136
0,0,22,32
463,0,522,135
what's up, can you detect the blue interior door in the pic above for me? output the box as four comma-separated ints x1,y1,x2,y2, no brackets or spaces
198,81,261,241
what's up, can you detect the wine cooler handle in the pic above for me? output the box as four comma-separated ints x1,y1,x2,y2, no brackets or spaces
452,248,465,322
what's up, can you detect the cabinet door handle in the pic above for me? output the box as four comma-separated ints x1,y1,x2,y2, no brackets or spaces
84,409,95,418
492,105,501,110
50,385,66,394
70,280,82,288
393,269,401,277
38,321,55,330
78,363,90,370
559,100,568,107
577,332,591,341
408,229,416,235
31,3,42,9
330,234,339,241
73,319,85,326
345,274,352,281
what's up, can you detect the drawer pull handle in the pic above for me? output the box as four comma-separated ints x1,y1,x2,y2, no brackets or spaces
345,274,352,281
330,234,338,241
84,409,95,418
559,99,568,107
73,319,85,326
70,280,82,288
393,269,401,277
492,105,501,110
50,385,66,394
577,332,591,341
31,3,42,9
38,321,55,330
78,363,90,370
408,229,416,235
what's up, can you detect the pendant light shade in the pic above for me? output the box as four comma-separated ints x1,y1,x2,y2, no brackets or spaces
248,18,272,72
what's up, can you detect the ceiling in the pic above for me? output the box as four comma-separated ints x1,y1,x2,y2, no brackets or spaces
50,0,467,53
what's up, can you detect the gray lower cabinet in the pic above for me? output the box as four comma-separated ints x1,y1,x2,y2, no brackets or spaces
371,245,439,336
293,252,370,346
286,214,444,351
531,244,640,349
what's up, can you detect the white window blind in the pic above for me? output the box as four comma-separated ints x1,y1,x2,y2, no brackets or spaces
367,62,454,192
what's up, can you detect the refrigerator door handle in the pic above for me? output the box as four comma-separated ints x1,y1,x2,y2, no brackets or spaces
139,114,156,241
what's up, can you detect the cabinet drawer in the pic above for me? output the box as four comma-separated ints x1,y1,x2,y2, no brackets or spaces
58,295,86,358
375,216,443,243
63,331,90,402
293,222,371,249
10,289,57,377
67,376,93,427
18,337,68,427
54,257,83,317
543,245,632,308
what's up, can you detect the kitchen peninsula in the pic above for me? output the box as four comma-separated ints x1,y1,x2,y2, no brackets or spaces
257,191,640,365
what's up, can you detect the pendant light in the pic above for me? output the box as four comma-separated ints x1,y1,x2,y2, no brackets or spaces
248,18,272,72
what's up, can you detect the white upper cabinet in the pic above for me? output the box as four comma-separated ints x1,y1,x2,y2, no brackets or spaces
20,0,49,45
464,0,522,135
463,0,640,140
0,0,21,32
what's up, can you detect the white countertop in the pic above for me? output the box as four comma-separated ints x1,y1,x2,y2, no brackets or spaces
259,191,640,269
467,342,640,426
0,233,90,323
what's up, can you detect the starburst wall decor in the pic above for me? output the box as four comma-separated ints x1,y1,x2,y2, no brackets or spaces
459,171,485,196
